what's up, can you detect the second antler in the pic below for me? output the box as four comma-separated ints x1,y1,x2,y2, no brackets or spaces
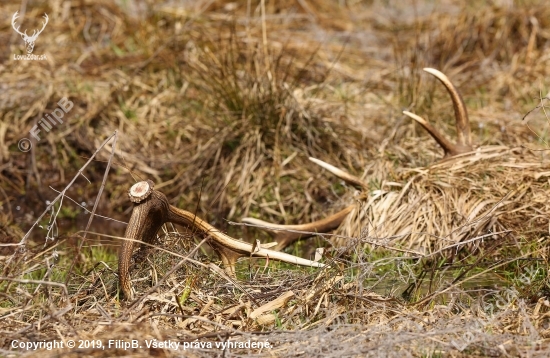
242,68,474,249
119,180,325,300
242,157,366,249
403,67,473,157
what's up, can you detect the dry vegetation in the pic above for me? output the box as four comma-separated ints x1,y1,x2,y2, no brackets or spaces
2,0,550,356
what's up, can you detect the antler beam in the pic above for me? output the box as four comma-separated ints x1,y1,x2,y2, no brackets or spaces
119,180,325,300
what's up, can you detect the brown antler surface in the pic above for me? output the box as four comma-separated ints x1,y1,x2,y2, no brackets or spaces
403,68,473,158
119,180,325,300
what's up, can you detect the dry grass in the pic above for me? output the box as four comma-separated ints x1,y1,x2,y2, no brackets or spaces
333,146,550,254
2,0,550,356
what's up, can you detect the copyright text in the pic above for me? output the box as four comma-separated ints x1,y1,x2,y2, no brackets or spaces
11,339,273,351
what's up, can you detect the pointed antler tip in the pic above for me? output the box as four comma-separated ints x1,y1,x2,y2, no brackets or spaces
423,67,471,149
422,67,448,79
403,111,425,124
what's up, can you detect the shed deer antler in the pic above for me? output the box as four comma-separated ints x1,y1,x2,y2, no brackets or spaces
119,180,325,300
403,68,473,157
242,157,366,249
242,68,473,249
242,205,355,250
12,11,49,54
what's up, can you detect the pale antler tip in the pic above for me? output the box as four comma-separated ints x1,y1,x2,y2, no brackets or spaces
309,157,367,190
403,111,426,124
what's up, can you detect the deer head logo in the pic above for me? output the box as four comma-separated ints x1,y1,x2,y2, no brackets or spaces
12,11,49,54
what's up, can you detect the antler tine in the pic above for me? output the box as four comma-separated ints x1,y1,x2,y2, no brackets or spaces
309,157,368,190
242,205,354,250
403,68,474,158
423,68,471,147
403,111,463,157
119,180,325,300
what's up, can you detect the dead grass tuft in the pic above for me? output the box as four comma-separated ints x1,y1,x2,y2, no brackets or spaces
334,146,550,254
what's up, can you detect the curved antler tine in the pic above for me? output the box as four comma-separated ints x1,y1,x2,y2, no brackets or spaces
423,68,471,147
242,205,354,250
403,111,462,157
309,157,368,190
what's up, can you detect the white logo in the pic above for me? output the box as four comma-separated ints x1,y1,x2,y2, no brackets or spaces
12,11,48,55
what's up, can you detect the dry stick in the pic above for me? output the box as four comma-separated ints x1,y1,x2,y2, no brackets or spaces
15,4,205,223
424,230,510,259
414,249,539,308
19,254,60,311
0,278,68,295
522,93,550,147
48,187,126,225
15,304,74,335
8,130,117,311
65,131,118,286
229,221,423,256
4,131,118,269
